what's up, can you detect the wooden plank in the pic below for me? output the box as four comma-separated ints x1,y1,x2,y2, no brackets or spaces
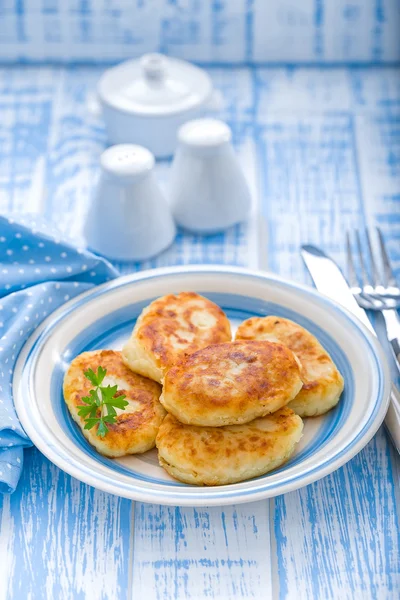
1,1,400,63
0,447,133,600
131,501,273,600
272,431,400,600
255,66,400,599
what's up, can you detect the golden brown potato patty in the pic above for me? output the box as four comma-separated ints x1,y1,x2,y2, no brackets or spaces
122,292,232,383
236,316,344,416
63,350,165,457
156,408,304,485
160,340,303,426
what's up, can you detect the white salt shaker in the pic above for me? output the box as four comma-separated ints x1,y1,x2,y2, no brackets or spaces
84,144,176,261
169,118,251,233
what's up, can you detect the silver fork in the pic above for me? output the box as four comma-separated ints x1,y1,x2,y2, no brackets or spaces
346,227,400,371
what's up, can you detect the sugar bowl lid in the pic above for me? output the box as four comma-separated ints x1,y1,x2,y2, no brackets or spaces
97,53,213,116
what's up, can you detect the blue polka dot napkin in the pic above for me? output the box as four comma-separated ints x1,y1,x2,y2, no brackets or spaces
0,215,119,493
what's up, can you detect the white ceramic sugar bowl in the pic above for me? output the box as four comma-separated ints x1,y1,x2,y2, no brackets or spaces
84,144,176,261
97,53,223,158
169,119,251,233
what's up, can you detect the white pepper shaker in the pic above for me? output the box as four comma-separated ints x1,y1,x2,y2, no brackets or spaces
169,118,251,233
84,144,176,261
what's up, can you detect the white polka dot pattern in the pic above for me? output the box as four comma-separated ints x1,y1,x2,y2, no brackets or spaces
0,215,119,492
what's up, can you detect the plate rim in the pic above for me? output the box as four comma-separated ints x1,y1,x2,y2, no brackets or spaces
13,265,391,506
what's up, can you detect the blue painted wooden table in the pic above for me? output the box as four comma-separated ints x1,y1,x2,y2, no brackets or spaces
0,65,399,600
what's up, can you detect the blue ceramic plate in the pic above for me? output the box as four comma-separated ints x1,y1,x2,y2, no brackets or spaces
13,266,390,506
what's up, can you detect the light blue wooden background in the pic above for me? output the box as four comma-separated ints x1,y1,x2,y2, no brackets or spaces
0,0,400,64
0,64,399,599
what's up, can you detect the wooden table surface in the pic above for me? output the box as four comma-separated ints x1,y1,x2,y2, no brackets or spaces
0,65,399,600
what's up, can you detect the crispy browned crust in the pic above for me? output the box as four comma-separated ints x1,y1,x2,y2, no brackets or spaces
156,409,304,485
160,340,303,426
236,316,344,416
122,292,232,381
63,350,165,456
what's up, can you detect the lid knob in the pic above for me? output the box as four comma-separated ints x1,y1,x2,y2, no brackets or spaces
140,53,167,83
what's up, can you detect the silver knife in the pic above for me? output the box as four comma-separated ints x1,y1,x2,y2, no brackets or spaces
301,244,400,453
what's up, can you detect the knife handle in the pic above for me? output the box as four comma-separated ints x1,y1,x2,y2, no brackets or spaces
382,309,400,375
384,383,400,452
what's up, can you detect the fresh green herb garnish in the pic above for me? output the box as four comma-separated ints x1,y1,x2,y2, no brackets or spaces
77,366,128,437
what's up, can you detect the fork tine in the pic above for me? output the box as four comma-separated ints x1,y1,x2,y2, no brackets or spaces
355,229,370,287
346,231,360,288
365,227,380,286
377,227,398,286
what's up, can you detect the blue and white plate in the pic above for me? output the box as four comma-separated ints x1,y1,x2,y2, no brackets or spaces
14,266,390,506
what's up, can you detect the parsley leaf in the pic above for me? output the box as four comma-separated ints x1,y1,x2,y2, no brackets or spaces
77,367,128,437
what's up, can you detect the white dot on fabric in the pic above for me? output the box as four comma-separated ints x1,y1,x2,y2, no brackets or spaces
22,245,29,251
35,268,41,274
5,285,10,290
6,250,12,256
0,347,3,351
15,233,22,239
64,295,70,301
18,268,24,274
2,269,8,274
7,463,11,469
73,282,79,287
20,330,23,336
45,256,51,262
8,218,14,224
35,314,39,319
77,248,84,254
66,267,72,273
11,426,15,430
0,236,5,242
17,458,21,464
29,259,35,264
27,292,32,297
50,268,57,273
0,323,3,328
82,265,87,271
60,252,67,258
42,285,47,291
12,308,17,313
55,283,60,289
27,304,32,308
40,300,44,305
24,316,29,322
0,471,2,476
48,297,53,303
90,271,96,277
38,242,45,248
43,311,47,316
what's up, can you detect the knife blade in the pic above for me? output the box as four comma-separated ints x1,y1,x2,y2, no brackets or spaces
301,244,400,453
